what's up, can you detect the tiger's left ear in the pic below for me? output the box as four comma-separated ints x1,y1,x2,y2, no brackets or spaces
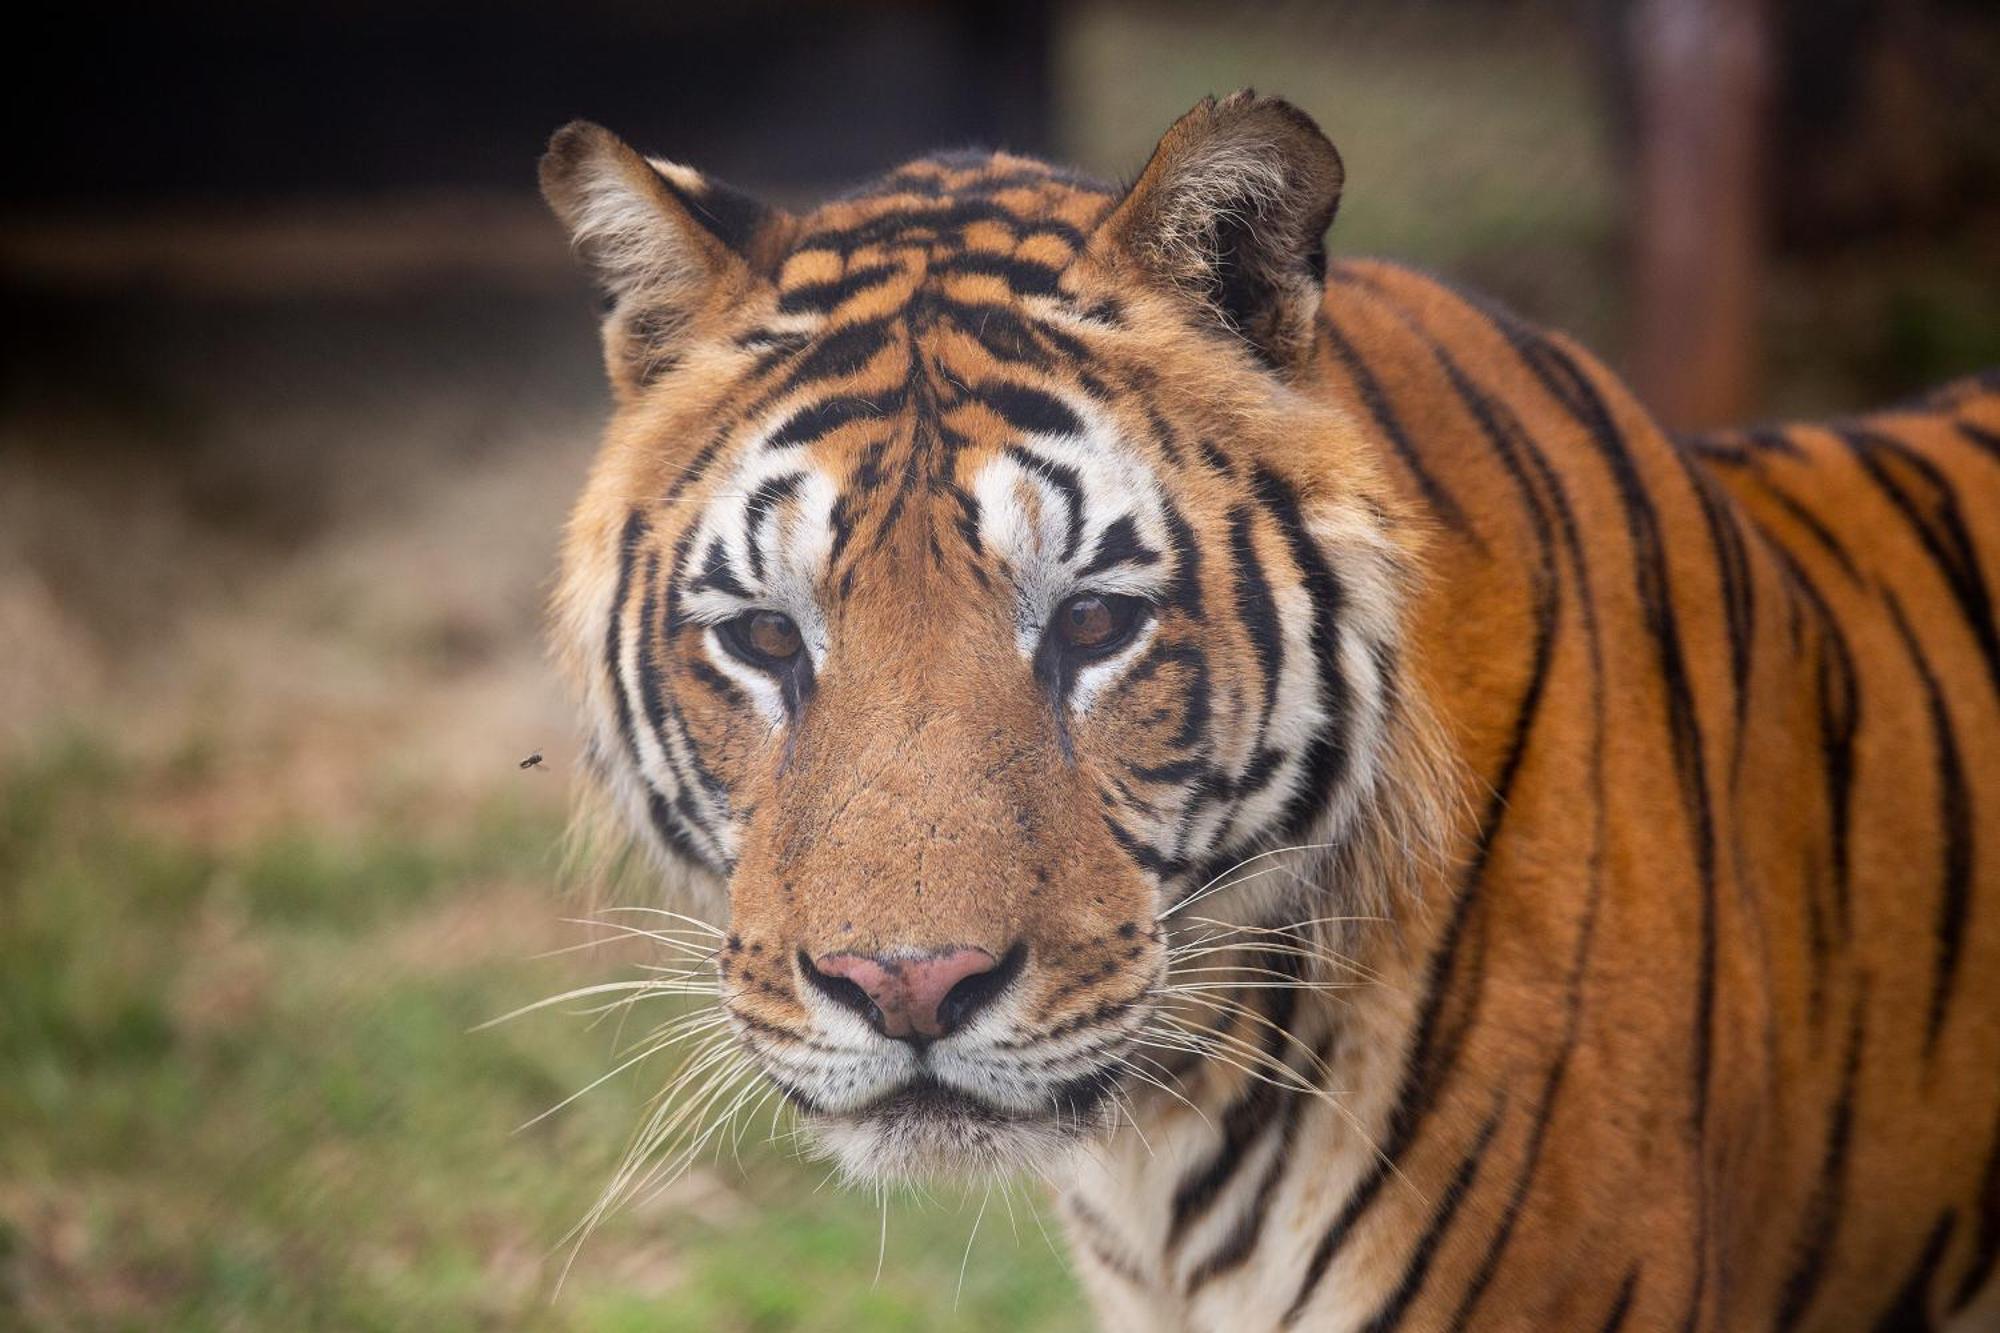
540,121,789,396
1095,92,1343,370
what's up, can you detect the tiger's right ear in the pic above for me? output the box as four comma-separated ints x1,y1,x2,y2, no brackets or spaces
539,121,787,396
1093,93,1342,372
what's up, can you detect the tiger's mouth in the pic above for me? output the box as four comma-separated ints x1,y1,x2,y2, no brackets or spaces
788,1068,1127,1180
866,1075,1037,1122
785,1066,1124,1124
867,1068,1122,1122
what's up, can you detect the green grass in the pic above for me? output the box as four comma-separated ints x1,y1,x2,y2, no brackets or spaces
0,738,1087,1330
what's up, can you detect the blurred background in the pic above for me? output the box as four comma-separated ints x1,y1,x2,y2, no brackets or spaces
3,1,1996,1327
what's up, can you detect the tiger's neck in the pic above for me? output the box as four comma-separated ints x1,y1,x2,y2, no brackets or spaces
1060,915,1443,1329
1055,260,1645,1327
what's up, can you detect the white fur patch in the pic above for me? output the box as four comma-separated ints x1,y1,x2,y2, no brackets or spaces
967,397,1175,688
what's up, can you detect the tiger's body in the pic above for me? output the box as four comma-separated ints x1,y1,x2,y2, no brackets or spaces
1063,270,2000,1331
538,94,2000,1330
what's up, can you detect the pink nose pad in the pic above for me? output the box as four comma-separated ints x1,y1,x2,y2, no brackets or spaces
811,947,1001,1039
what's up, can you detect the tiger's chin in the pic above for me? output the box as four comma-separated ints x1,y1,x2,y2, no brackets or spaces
804,1075,1115,1184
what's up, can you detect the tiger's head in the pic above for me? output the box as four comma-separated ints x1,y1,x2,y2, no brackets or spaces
544,94,1448,1182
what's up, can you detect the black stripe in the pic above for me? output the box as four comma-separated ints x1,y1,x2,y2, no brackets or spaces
1034,313,1100,369
1957,420,2000,462
1838,426,2000,699
661,528,699,634
1812,584,1861,940
799,200,1088,257
606,511,648,717
1724,463,1866,585
1065,1193,1151,1288
1126,756,1206,786
1248,466,1352,840
1078,514,1162,579
1774,990,1867,1331
1872,1211,1956,1332
1399,310,1589,996
1756,539,1860,944
1181,1033,1330,1293
779,317,896,392
1683,463,1757,780
665,425,734,503
690,539,752,598
742,471,805,580
1144,405,1186,468
776,260,904,314
1885,594,1974,1057
1160,498,1206,620
1360,270,1617,972
942,250,1064,296
1432,334,1648,1320
1006,444,1087,561
1343,1102,1506,1332
1164,643,1214,752
1744,425,1809,458
1951,1102,2000,1312
1227,506,1284,733
1417,322,1613,1327
638,554,729,829
1172,953,1305,1201
1317,287,1473,535
739,328,812,377
604,513,714,869
683,654,745,707
1165,1004,1295,1251
1447,797,1606,1326
765,394,888,450
981,380,1086,439
930,298,1054,367
1107,638,1210,743
937,479,984,559
1102,812,1182,878
885,159,1108,198
1598,1268,1641,1333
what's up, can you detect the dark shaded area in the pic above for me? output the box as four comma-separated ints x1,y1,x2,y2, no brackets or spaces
18,0,1053,204
1594,0,2000,244
1586,0,2000,423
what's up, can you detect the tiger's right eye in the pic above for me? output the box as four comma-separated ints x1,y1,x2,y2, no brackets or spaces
723,610,804,668
1051,593,1146,659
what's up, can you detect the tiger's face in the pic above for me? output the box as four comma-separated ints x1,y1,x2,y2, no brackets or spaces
546,97,1427,1180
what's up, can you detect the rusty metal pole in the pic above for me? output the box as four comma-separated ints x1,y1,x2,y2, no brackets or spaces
1630,0,1773,431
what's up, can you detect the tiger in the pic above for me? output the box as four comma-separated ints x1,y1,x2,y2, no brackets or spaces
537,92,2000,1330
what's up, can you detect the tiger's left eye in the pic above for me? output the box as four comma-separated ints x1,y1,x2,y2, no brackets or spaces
1052,593,1145,658
725,609,804,666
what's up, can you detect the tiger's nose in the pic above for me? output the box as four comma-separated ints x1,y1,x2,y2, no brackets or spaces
802,945,1023,1041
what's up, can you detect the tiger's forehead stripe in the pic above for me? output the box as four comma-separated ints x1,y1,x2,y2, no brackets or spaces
656,179,1140,611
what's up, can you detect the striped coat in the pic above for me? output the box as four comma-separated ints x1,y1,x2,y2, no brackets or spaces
539,93,2000,1330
